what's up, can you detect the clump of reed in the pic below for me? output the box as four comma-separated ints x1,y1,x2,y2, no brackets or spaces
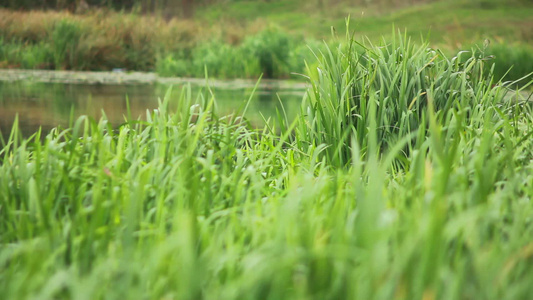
295,30,530,168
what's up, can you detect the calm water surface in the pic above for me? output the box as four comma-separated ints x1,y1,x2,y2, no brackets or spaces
0,80,305,140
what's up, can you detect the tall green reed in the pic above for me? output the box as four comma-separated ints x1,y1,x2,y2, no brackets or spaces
295,26,522,168
50,19,82,69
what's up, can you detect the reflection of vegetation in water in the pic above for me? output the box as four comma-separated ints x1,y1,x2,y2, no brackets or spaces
0,80,304,138
160,84,303,125
0,81,76,114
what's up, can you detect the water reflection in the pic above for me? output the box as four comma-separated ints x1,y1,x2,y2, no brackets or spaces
0,81,305,140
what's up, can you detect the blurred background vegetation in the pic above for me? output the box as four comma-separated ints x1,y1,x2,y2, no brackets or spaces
0,0,532,82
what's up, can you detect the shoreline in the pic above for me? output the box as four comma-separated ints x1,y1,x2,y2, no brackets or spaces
0,69,310,90
1,68,529,101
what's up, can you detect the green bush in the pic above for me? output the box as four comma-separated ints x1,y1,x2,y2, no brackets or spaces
155,54,189,77
240,27,293,78
50,19,82,69
485,42,533,84
19,42,54,68
192,40,254,78
0,38,53,68
156,28,301,79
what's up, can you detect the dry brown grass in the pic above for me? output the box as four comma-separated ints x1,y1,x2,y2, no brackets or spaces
0,8,262,47
0,8,266,70
0,9,67,42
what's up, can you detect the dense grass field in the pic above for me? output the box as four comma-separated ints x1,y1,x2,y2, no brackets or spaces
1,31,533,299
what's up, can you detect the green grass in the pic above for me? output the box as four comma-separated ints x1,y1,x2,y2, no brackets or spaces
1,31,533,299
197,0,533,43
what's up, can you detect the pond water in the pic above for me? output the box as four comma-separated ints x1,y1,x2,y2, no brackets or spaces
0,78,306,141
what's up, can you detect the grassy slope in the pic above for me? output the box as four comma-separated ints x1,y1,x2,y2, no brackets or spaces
194,0,533,82
198,0,533,45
